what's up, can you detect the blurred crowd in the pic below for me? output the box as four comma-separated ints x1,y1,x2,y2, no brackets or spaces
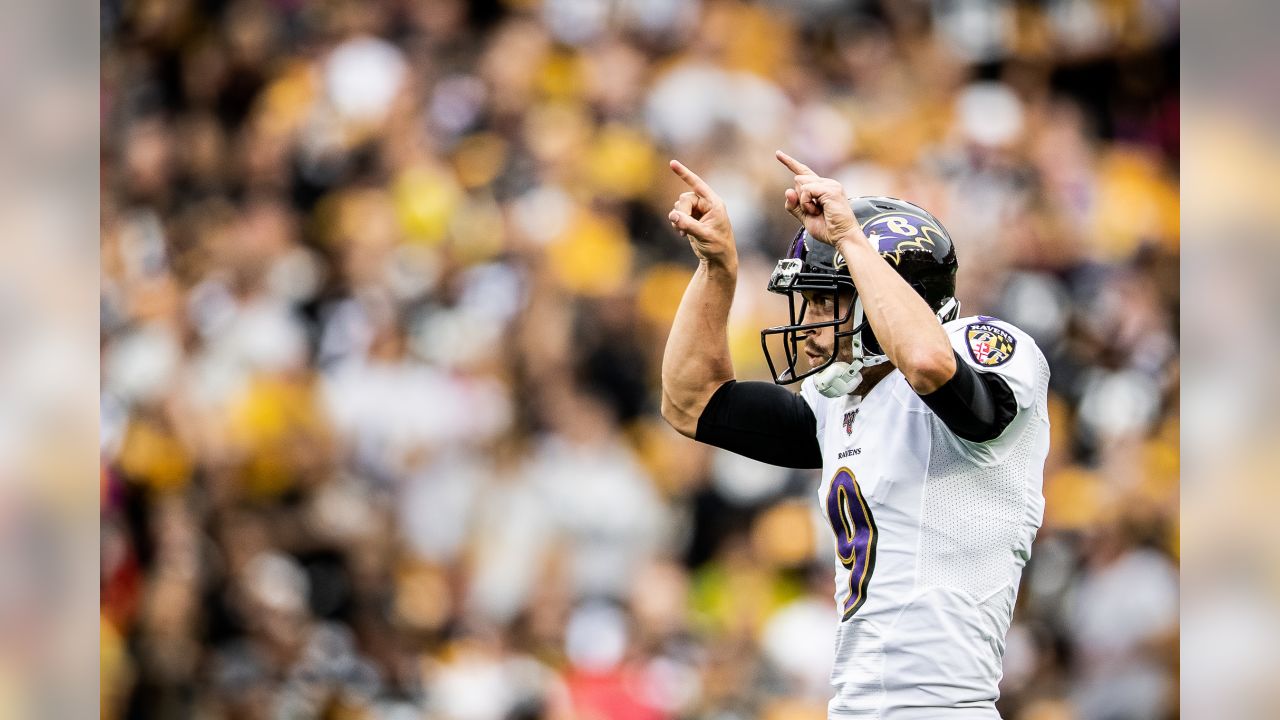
100,0,1179,718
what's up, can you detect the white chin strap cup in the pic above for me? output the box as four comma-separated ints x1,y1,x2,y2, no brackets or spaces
814,361,862,398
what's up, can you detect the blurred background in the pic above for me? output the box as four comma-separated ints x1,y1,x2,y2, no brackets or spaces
99,1,1179,718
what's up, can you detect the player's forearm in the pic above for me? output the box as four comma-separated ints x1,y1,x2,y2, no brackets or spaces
660,259,738,437
836,237,955,394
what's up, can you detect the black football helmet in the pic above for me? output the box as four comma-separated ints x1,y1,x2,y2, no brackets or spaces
760,196,960,396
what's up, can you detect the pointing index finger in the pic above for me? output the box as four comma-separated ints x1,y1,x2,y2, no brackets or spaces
775,150,815,177
670,159,719,202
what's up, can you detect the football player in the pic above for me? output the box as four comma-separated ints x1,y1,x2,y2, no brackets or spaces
660,152,1049,719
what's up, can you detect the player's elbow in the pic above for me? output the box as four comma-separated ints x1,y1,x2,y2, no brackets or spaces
660,389,700,439
901,345,956,395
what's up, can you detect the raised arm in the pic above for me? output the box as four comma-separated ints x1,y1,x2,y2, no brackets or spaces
659,160,739,438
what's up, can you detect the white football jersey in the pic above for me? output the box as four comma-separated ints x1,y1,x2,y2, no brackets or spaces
800,316,1050,719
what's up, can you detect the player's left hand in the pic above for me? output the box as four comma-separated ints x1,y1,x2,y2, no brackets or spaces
776,150,861,247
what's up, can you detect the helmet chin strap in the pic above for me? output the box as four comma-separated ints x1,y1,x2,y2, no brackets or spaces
811,296,959,399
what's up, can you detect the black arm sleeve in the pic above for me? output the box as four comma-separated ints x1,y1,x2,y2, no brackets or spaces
919,350,1019,443
694,380,823,469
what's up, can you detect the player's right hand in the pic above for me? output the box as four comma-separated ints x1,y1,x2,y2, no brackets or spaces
776,150,858,248
669,159,736,268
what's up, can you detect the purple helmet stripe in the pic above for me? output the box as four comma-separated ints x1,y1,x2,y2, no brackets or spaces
788,228,806,259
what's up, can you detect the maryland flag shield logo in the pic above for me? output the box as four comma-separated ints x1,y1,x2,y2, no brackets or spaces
966,323,1016,367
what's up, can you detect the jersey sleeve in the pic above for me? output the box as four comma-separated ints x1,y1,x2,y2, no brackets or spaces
918,353,1018,443
945,317,1041,410
935,317,1048,463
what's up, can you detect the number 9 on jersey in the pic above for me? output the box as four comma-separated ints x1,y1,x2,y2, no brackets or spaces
825,468,878,620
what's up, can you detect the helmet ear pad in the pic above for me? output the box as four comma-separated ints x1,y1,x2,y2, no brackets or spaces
860,322,884,357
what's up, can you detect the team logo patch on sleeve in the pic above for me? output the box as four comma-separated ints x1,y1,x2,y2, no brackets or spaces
966,323,1016,367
